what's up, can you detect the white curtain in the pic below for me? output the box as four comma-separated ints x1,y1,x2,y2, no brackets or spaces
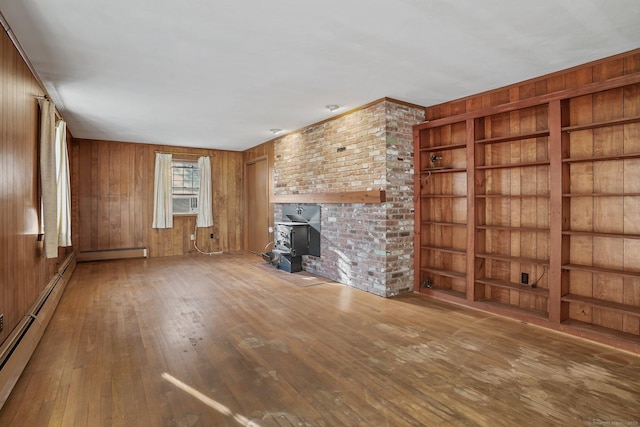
197,156,213,227
38,98,58,258
55,120,72,247
152,153,173,228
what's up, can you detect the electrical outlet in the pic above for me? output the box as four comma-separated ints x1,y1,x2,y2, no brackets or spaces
210,233,214,239
190,234,195,241
521,272,529,285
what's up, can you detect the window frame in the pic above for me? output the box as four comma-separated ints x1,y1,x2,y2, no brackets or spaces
171,159,200,216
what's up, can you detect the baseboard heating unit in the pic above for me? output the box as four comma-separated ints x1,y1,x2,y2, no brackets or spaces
77,247,148,262
0,252,76,409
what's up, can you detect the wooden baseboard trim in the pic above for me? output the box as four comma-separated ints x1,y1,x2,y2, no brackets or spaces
77,247,148,262
0,252,76,409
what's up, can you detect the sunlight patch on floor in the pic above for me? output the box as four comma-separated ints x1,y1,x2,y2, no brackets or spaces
162,372,262,426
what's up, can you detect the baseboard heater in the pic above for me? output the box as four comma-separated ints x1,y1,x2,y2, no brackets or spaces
0,252,76,409
77,247,148,262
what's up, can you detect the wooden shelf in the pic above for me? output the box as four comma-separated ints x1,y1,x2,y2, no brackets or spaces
476,277,549,296
559,319,640,351
476,160,550,170
419,286,466,300
563,192,640,197
476,253,549,266
272,190,385,204
475,299,548,320
415,118,466,131
419,267,466,280
562,264,640,279
476,225,548,233
562,152,640,163
419,143,466,152
562,230,640,240
420,194,466,198
422,221,467,228
477,194,549,199
562,294,640,317
420,245,466,255
421,167,466,174
561,115,640,133
475,130,549,145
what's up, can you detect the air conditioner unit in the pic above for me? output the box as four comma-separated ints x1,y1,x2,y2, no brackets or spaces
173,195,198,214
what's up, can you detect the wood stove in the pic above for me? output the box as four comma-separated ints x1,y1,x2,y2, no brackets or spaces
271,205,321,273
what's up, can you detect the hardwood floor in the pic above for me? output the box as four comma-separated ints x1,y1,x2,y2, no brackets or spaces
1,254,639,426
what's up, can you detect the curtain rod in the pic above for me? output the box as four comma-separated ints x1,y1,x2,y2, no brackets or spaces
35,96,63,120
155,150,211,157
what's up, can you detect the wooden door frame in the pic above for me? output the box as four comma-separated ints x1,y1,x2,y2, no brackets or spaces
244,155,272,253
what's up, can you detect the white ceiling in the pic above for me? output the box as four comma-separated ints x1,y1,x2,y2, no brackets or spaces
1,1,639,151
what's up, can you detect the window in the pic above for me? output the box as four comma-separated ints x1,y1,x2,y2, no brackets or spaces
172,160,200,214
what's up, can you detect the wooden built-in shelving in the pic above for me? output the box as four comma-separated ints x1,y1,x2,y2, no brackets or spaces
420,221,466,227
421,167,467,174
420,245,466,255
476,253,549,266
414,69,640,353
414,118,469,301
563,192,640,197
562,152,640,163
475,130,550,145
475,277,549,296
562,230,640,240
561,294,640,317
476,161,550,170
561,264,640,280
419,142,466,152
560,114,640,132
419,267,466,280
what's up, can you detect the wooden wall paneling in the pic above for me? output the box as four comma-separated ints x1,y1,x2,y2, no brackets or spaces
215,152,229,252
232,152,244,251
0,26,69,347
593,58,625,83
88,141,98,250
124,142,135,249
96,142,109,249
623,52,640,74
74,140,243,258
133,144,145,247
108,142,122,248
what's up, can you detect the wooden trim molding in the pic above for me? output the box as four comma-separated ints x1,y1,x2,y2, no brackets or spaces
416,71,640,130
272,190,386,204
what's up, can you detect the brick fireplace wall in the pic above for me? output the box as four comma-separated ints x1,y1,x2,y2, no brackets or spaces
273,99,424,297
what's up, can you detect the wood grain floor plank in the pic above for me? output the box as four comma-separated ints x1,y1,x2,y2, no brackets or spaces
1,253,639,426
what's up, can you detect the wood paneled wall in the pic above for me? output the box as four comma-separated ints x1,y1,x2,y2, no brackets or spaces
0,29,70,345
425,50,640,120
73,140,244,257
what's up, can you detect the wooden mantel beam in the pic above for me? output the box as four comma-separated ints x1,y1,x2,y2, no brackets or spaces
271,190,386,204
